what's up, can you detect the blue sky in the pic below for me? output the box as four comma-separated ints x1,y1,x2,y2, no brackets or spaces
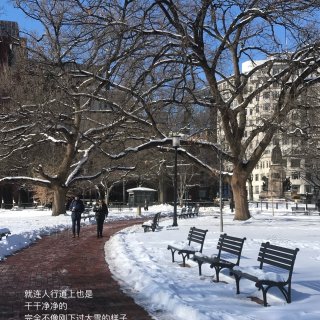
1,0,41,33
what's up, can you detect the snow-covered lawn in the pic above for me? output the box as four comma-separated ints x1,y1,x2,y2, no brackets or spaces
1,203,320,320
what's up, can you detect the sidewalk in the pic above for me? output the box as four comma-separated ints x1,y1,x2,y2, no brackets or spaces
0,219,154,320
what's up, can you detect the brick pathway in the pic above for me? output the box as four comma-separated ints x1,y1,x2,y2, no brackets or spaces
0,219,154,320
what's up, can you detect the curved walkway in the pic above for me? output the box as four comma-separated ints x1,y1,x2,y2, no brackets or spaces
0,219,154,320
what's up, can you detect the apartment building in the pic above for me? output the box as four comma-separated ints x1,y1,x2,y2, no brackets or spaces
219,59,311,201
0,20,20,68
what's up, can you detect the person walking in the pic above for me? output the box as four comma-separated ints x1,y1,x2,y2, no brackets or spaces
93,199,108,238
70,195,85,238
144,198,149,211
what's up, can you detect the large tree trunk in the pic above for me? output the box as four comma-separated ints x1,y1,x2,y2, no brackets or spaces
231,166,251,220
52,186,68,216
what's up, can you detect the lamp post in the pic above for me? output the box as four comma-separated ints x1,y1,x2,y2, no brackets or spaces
122,179,126,204
172,135,180,227
219,149,223,232
305,192,308,211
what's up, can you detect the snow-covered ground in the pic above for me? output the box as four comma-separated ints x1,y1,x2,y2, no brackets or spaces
1,203,319,320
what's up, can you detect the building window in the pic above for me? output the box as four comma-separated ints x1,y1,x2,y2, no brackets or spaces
263,92,270,99
272,172,281,179
305,185,311,193
263,104,270,111
291,185,300,192
272,91,280,99
282,159,287,167
291,172,300,180
291,159,301,167
255,174,259,181
255,186,259,194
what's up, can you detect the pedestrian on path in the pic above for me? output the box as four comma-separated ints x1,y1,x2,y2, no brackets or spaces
70,195,85,237
144,198,149,211
93,199,108,238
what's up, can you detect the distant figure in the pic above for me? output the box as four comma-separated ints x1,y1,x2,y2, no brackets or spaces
93,199,109,238
283,177,291,192
262,176,269,191
271,142,283,165
69,195,85,238
230,199,235,212
144,199,149,211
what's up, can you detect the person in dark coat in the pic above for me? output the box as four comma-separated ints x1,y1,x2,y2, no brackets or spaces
144,198,149,211
69,195,85,238
93,199,108,238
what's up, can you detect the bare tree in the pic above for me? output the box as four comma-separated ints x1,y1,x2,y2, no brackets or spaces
1,0,161,215
3,1,320,222
139,0,320,220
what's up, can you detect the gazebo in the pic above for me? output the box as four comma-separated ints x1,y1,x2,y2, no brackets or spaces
127,187,157,207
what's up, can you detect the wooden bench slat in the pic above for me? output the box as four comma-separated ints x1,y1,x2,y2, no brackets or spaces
260,242,297,254
258,244,298,270
259,252,296,266
220,246,244,256
259,258,292,271
188,238,205,245
218,239,244,252
188,232,205,239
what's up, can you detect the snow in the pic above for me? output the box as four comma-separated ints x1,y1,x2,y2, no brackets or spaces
1,203,320,320
127,187,157,192
232,266,286,282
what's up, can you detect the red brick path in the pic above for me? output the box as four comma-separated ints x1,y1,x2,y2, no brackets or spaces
0,219,154,320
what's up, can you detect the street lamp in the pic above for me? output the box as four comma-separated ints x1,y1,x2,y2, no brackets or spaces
218,149,223,232
172,135,180,227
122,178,126,208
305,192,308,210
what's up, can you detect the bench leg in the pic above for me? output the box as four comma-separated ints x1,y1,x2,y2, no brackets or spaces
210,263,227,282
234,274,241,294
283,283,291,303
256,282,269,307
257,282,291,306
260,287,268,307
214,266,221,282
179,252,189,267
168,247,176,263
197,260,203,275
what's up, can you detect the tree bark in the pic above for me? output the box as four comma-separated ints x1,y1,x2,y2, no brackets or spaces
231,166,251,220
52,186,68,216
248,176,254,202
